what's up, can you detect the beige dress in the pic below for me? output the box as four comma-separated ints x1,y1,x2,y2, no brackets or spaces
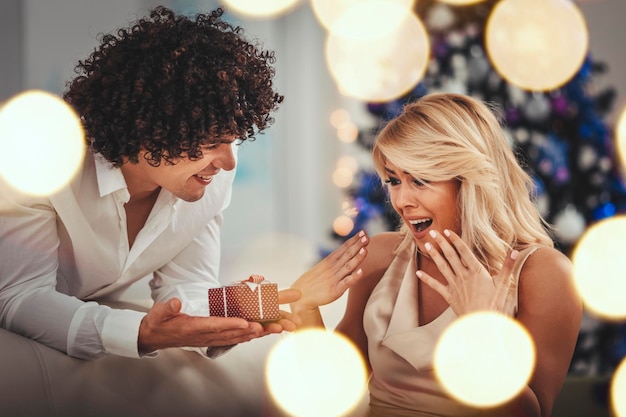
364,241,539,417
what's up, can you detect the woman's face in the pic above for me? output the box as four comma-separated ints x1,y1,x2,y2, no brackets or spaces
384,160,461,252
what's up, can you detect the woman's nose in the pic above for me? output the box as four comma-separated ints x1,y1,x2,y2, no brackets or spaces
394,185,415,208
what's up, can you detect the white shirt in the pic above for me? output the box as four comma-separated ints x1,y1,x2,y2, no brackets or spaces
0,149,236,359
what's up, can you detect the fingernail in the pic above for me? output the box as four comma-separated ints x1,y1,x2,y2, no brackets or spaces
361,236,367,243
510,250,519,260
359,248,365,255
358,230,365,237
425,242,432,251
416,271,423,278
429,230,436,238
444,229,451,237
356,268,363,276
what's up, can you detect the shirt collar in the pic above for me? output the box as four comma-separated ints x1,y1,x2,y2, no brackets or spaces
93,153,129,198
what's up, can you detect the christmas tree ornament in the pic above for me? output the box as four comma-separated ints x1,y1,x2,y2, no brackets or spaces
425,3,456,31
553,205,586,244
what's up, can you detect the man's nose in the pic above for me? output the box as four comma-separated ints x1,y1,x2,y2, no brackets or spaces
214,143,236,171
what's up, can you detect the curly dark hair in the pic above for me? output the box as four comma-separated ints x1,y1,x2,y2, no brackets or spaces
63,6,283,167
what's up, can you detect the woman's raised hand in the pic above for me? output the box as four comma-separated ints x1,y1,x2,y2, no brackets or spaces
290,231,369,313
416,229,518,316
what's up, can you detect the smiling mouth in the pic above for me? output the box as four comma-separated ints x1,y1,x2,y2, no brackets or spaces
194,174,212,181
409,218,433,232
193,174,214,185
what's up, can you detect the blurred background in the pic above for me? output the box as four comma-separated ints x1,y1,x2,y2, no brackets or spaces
2,1,626,415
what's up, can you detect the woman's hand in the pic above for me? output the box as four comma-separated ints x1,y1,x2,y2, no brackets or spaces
416,229,518,316
290,231,369,314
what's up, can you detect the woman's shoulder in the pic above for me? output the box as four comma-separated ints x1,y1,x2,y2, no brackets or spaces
521,245,573,279
518,245,578,308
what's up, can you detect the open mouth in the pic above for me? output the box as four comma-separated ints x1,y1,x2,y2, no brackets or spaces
409,218,433,233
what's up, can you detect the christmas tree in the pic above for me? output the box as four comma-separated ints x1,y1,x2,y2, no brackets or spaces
331,0,626,381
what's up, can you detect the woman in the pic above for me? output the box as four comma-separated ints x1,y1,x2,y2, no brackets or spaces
291,93,582,416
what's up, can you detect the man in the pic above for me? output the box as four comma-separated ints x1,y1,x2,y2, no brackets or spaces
0,6,369,360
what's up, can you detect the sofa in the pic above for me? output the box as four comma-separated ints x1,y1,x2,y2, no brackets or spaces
0,272,612,417
0,321,291,417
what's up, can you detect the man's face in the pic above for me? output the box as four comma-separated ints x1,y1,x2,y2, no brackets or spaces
125,138,237,202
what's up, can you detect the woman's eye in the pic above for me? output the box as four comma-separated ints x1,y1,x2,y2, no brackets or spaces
384,177,401,186
413,178,428,187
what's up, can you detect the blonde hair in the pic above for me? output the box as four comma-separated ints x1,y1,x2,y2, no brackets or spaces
372,93,553,275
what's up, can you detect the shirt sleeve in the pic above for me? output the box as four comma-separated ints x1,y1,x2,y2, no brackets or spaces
0,189,146,360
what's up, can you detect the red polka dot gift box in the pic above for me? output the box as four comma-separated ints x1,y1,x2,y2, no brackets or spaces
208,274,280,321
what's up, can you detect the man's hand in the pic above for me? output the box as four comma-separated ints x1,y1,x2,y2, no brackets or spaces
138,288,302,355
261,288,302,333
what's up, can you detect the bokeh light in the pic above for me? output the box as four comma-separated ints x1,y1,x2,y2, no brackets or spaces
612,357,626,417
332,166,354,188
572,215,626,320
336,122,358,143
0,90,85,196
312,0,414,40
434,311,536,408
438,0,487,4
617,104,626,170
330,108,351,129
333,215,355,236
336,155,359,174
221,0,302,18
266,329,367,417
325,12,429,102
485,0,588,91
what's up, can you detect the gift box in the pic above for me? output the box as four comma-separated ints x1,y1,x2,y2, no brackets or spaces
208,275,280,321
